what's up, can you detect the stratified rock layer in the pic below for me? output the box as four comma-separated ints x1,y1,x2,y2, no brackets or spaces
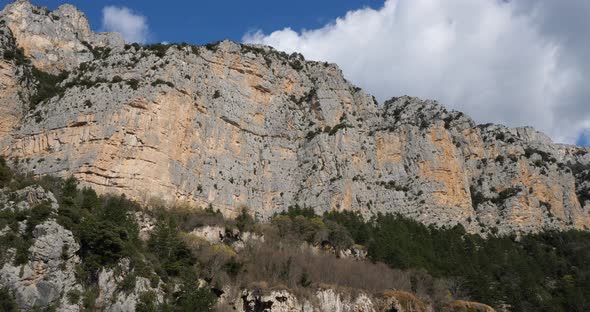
0,0,589,235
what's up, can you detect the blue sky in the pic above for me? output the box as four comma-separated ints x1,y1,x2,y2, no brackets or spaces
28,0,590,146
34,0,385,44
577,134,589,146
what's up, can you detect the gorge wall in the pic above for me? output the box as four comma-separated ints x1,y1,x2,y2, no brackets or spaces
1,0,589,235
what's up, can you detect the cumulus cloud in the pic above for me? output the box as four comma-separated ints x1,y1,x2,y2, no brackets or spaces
102,6,149,44
244,0,590,143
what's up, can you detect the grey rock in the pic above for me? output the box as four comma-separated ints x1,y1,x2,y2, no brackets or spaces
0,185,58,212
189,225,264,251
96,258,164,312
1,0,124,72
0,219,81,311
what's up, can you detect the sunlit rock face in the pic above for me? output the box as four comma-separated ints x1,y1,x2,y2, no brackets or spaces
1,0,589,236
1,0,123,73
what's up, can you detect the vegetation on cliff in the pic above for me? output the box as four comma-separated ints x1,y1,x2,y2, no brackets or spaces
1,159,589,311
336,211,590,311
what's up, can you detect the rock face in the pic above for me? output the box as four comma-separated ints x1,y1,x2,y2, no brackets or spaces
0,12,32,153
95,259,164,312
0,219,82,311
1,0,124,72
0,0,589,235
220,288,493,312
0,184,80,311
0,184,59,212
219,288,383,312
189,225,264,251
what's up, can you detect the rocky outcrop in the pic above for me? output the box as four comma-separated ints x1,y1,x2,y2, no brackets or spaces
190,225,232,244
1,0,124,72
0,1,588,236
338,245,367,260
0,184,59,212
0,184,79,311
218,287,379,312
95,259,164,312
315,288,376,312
0,183,166,312
0,219,82,311
220,287,492,312
189,225,264,251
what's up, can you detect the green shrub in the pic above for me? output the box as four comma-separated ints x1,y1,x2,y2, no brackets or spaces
323,210,370,245
235,207,254,232
272,214,326,245
145,43,171,58
325,220,354,250
78,217,129,276
126,79,140,90
0,287,17,312
205,42,220,52
470,188,487,210
0,157,11,187
279,205,316,219
82,287,99,311
29,67,69,109
118,272,137,294
136,291,159,312
175,280,217,312
328,123,348,136
2,50,14,60
66,289,81,304
223,257,243,277
148,216,195,278
1,48,30,66
151,79,174,88
290,59,304,71
493,186,521,204
48,177,141,281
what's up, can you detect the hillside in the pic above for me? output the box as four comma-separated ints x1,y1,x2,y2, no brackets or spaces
2,150,590,311
3,155,590,311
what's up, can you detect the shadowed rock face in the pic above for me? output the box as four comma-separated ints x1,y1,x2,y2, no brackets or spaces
0,0,589,235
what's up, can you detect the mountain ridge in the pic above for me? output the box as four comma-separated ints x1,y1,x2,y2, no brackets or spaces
0,0,589,236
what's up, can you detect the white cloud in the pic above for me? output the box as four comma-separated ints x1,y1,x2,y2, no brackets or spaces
244,0,589,144
102,6,149,44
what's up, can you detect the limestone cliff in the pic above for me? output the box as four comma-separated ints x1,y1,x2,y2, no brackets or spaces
0,0,589,235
